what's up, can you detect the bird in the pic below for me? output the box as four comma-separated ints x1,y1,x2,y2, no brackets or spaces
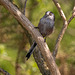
26,11,55,60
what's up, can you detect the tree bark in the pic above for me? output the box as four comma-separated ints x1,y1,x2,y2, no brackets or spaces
33,48,51,75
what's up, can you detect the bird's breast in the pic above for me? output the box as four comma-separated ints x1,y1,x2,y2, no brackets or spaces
38,18,54,37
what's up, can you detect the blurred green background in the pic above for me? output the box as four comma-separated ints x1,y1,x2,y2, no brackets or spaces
0,0,75,75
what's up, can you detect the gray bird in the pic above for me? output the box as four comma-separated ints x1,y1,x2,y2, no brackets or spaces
26,11,55,60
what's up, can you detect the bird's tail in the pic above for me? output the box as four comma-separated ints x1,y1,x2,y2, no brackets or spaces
26,41,37,60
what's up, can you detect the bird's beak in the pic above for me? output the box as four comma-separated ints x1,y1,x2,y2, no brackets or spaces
44,15,48,18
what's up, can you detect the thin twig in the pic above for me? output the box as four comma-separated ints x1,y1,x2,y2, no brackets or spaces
68,15,74,24
53,21,68,59
23,0,27,15
73,6,75,16
52,0,67,21
0,68,11,75
68,6,75,24
52,0,75,59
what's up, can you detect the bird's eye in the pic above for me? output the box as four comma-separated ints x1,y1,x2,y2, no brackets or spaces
49,13,52,16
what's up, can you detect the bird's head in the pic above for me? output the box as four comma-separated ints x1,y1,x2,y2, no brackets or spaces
44,11,55,21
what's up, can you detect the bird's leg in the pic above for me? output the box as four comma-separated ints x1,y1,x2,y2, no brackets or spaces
44,37,46,42
34,27,39,29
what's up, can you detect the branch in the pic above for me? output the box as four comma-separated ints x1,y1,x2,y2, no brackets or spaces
0,68,11,75
23,0,27,15
52,0,67,59
68,6,75,24
73,5,75,16
52,0,75,59
52,0,67,21
0,0,61,75
33,48,51,75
